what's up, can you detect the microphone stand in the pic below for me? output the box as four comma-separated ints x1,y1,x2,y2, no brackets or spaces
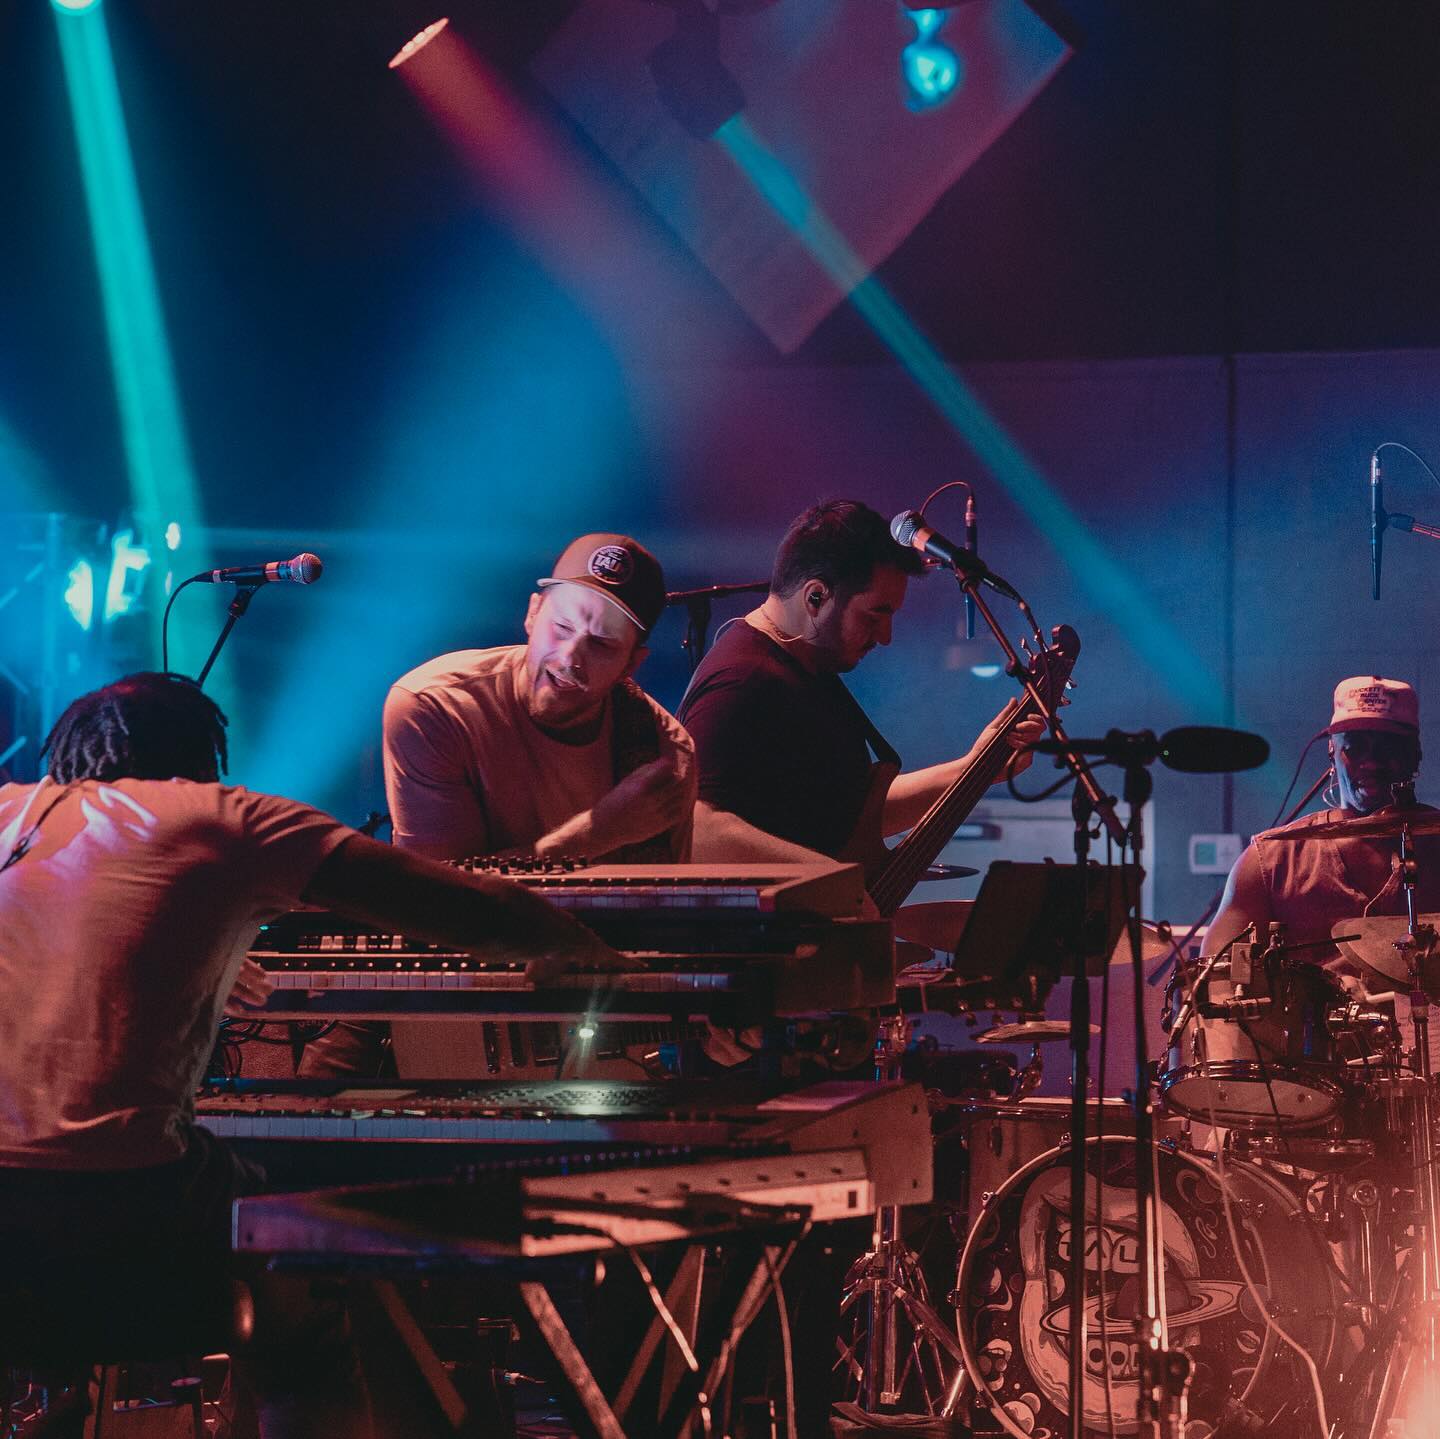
196,584,261,689
955,572,1136,1439
665,581,769,674
1384,508,1440,544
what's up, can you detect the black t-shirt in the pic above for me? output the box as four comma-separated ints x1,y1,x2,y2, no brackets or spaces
677,620,895,857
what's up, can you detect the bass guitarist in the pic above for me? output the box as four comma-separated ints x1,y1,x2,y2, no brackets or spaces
678,499,1047,875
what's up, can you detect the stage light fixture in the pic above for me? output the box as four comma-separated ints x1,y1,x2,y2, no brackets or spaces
103,530,149,623
64,560,95,632
902,7,962,109
647,1,745,141
389,17,449,70
164,521,181,551
51,0,102,11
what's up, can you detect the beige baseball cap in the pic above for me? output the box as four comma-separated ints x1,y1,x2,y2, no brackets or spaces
537,533,667,636
1328,675,1420,735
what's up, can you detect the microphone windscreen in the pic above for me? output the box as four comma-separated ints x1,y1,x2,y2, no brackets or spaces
287,552,324,584
1159,726,1269,774
890,511,921,548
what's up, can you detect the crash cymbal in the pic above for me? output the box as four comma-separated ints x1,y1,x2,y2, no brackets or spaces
1267,808,1440,842
1331,914,1440,985
975,1019,1100,1044
918,864,979,881
1109,920,1182,967
894,900,973,952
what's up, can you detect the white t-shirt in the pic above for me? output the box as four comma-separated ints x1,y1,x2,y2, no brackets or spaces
383,645,695,861
0,777,352,1170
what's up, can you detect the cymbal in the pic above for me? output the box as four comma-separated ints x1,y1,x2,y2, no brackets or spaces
1109,920,1182,967
894,900,972,952
1266,808,1440,842
919,864,979,881
1331,914,1440,985
975,1019,1099,1045
895,939,940,973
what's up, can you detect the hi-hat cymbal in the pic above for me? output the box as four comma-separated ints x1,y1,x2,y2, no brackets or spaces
1331,914,1440,984
895,939,939,973
975,1019,1100,1045
1267,808,1440,842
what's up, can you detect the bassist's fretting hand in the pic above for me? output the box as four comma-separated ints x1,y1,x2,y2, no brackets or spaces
978,699,1048,782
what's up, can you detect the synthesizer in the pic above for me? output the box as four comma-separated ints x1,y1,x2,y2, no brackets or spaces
229,1078,932,1258
245,861,892,1026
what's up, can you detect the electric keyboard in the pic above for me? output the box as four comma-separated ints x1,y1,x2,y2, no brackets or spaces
229,1079,931,1259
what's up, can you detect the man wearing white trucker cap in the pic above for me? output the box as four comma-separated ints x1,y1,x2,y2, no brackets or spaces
1206,674,1440,958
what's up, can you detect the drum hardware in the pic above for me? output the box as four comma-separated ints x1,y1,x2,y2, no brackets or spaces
837,1011,972,1416
951,1134,1340,1439
1161,924,1356,1131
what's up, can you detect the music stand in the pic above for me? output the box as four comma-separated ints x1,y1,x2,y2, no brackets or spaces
950,860,1140,1010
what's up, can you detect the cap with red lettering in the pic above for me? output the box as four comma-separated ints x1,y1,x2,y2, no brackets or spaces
1328,675,1420,735
537,534,667,637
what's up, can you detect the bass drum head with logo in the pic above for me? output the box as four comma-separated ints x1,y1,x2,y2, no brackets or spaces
954,1137,1336,1439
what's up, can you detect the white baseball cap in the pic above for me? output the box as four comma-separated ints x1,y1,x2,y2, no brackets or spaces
1328,675,1420,735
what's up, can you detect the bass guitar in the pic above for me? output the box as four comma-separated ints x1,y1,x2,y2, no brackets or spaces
841,624,1080,917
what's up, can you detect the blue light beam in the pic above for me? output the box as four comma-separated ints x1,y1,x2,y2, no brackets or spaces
52,1,215,681
716,114,1223,721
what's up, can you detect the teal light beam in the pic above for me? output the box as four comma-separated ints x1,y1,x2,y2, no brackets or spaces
716,115,1223,721
52,1,213,678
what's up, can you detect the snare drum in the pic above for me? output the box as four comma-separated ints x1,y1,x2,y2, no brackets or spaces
1161,951,1348,1130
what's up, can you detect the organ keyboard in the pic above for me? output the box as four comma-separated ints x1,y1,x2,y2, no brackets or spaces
245,861,893,1023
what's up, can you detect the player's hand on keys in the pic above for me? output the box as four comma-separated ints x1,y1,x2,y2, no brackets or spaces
223,957,275,1016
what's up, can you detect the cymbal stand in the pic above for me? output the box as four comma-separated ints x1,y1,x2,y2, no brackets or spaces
950,567,1140,1434
1361,803,1440,1438
838,1011,970,1416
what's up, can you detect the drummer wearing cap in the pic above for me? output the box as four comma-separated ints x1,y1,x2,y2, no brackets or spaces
1205,675,1440,959
383,532,695,863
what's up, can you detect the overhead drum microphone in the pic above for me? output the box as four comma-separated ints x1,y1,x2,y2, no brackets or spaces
1371,451,1385,601
195,553,324,586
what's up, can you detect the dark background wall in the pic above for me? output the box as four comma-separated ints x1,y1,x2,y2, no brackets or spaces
3,0,1440,922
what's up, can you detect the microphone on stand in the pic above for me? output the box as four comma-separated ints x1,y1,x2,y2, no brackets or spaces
890,510,1020,599
1027,725,1270,774
963,492,977,641
1371,452,1385,600
193,553,324,586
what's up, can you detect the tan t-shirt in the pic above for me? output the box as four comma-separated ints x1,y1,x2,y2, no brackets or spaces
0,778,352,1169
383,646,695,862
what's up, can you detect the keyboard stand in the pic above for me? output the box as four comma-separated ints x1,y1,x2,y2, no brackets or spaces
240,1190,811,1439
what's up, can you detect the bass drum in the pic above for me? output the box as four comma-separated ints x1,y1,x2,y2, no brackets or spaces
954,1137,1337,1439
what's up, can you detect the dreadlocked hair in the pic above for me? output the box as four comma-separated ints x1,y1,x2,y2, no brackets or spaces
42,672,229,784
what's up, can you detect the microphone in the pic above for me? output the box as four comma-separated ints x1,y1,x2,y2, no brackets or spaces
1371,451,1385,600
890,510,1019,600
1027,725,1270,774
195,553,324,586
963,491,977,640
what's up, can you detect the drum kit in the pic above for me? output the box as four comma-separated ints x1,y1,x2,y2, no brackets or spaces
844,805,1440,1439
